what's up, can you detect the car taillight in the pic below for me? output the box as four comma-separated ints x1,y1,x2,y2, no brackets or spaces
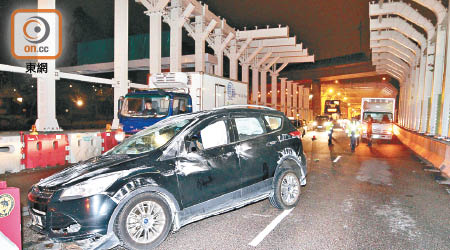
289,130,301,139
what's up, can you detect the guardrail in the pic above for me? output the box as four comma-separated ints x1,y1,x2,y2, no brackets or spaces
394,125,450,178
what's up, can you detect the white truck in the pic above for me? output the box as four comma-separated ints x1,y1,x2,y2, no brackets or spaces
360,98,395,141
119,72,248,133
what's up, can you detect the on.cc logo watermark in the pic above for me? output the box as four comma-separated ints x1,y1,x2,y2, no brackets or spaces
11,9,62,59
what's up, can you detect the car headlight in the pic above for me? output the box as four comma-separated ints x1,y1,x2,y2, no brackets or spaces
60,172,123,201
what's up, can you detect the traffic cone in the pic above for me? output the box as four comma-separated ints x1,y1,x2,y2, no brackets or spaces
30,125,38,135
312,134,317,140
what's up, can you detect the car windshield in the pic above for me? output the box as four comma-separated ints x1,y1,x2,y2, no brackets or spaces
108,119,192,155
363,112,392,123
121,95,171,118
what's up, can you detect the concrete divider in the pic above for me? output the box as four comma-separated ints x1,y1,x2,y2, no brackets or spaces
394,125,450,178
0,136,23,174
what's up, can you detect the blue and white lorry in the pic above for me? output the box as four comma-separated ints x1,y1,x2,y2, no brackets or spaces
119,72,248,134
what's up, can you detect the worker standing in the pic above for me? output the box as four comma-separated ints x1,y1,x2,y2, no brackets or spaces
326,117,334,146
346,118,361,152
367,115,373,146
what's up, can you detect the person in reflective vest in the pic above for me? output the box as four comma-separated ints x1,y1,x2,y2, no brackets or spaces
367,115,373,146
325,118,334,145
346,118,361,152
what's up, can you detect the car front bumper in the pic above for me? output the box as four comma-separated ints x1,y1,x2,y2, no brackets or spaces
28,187,117,242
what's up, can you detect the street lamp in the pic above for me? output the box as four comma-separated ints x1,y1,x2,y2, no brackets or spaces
328,88,333,94
76,99,84,107
17,97,23,103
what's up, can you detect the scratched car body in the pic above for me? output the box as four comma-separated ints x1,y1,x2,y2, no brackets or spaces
28,107,307,249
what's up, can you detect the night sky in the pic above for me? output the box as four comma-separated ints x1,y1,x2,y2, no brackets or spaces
0,0,371,66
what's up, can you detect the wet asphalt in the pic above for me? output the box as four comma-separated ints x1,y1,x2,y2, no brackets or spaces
4,129,450,249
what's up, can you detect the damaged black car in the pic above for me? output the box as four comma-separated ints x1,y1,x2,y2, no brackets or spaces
28,106,307,249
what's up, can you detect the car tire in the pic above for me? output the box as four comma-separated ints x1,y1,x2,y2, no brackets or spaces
269,169,301,210
114,193,172,250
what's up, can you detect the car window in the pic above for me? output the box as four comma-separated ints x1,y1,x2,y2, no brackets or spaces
190,120,229,151
234,117,266,140
265,115,282,130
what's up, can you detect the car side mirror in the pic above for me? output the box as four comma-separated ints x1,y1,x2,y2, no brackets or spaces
187,134,200,153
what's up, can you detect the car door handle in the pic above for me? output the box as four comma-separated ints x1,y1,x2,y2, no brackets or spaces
266,141,276,146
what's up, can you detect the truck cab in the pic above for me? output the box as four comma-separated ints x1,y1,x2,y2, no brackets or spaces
119,91,192,134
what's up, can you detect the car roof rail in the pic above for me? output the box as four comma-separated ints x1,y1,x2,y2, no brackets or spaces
214,105,276,111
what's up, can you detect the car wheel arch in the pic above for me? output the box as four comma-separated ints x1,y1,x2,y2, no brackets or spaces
106,185,182,237
273,156,305,188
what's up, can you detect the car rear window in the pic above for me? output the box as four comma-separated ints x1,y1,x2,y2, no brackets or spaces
265,115,282,130
234,117,266,140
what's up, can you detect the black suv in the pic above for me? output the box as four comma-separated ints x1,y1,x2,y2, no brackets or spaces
28,106,307,249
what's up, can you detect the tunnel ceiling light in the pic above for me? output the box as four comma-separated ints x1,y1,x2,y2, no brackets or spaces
328,88,333,94
334,80,338,83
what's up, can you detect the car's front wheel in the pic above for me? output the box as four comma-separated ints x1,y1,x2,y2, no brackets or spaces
269,169,301,209
114,193,172,250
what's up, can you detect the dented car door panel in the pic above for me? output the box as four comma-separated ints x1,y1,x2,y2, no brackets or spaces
176,116,240,208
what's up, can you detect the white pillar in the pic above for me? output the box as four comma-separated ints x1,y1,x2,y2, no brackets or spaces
420,41,435,133
214,29,224,76
429,25,447,135
242,64,249,83
112,0,129,129
441,14,450,137
260,70,267,105
194,15,205,72
148,11,162,74
252,67,259,104
280,78,287,114
271,72,278,108
411,65,420,130
228,40,239,80
169,0,183,72
287,80,293,117
415,54,426,131
35,0,60,131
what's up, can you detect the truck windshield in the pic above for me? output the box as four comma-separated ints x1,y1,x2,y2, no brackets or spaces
121,95,171,118
363,112,392,123
108,118,192,155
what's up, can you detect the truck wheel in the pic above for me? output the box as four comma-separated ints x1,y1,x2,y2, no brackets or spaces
269,169,301,210
114,193,172,250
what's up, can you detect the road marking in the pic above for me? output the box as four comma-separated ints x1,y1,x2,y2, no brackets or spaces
423,168,440,173
333,155,342,163
248,208,294,247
